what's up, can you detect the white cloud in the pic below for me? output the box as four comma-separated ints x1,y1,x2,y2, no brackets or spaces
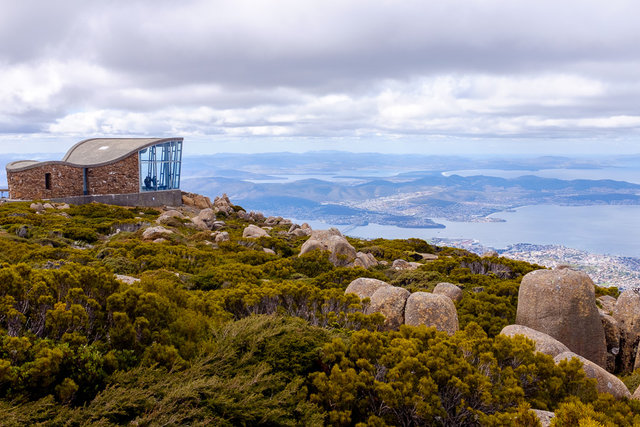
1,0,640,152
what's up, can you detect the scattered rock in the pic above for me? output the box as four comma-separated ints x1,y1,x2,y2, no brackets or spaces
500,325,570,358
142,226,173,240
211,220,226,230
156,209,184,225
153,238,167,244
212,231,230,243
532,409,554,427
15,225,29,238
418,253,439,261
345,278,391,300
30,202,44,212
263,248,276,255
516,268,607,368
237,210,265,222
392,259,421,270
299,228,356,267
404,292,459,335
366,286,410,331
43,203,55,210
264,216,282,226
115,274,140,284
242,224,270,239
554,351,631,399
433,282,463,303
353,252,378,269
56,203,70,210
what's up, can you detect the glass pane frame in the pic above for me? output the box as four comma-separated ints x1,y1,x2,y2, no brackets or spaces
139,140,183,192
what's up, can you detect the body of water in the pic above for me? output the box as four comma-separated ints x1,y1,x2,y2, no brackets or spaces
293,204,640,257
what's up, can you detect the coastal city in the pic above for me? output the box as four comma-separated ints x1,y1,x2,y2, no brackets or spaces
431,238,640,290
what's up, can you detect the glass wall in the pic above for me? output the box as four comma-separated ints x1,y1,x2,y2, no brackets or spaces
139,140,183,192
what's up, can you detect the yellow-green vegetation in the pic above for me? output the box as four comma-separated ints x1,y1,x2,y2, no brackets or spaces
0,201,638,426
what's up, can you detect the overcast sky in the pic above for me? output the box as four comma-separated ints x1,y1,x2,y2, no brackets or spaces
1,0,639,155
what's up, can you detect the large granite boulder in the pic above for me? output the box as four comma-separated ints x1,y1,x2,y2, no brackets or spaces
554,351,631,399
366,286,410,331
404,292,459,335
633,384,640,400
242,225,270,239
598,295,617,314
613,289,640,373
299,228,357,267
516,268,607,368
194,208,217,229
433,282,463,303
500,325,570,358
345,278,391,300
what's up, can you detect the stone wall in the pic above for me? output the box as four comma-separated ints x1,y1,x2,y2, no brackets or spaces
86,154,139,196
8,163,84,199
8,154,140,200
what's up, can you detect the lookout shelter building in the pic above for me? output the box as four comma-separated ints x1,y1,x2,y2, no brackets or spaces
6,138,184,206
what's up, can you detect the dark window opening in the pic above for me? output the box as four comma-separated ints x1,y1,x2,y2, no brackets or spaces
45,173,51,190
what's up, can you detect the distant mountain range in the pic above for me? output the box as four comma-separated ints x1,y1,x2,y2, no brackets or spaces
179,152,640,227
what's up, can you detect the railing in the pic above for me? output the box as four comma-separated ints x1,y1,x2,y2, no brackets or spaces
0,188,9,198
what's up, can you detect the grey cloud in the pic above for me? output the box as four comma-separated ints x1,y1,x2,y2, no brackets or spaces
1,0,640,144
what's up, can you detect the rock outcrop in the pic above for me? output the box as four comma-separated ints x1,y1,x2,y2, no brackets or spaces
554,351,631,399
182,192,212,210
213,194,235,216
345,278,391,300
500,325,570,358
613,289,640,373
432,282,463,303
288,223,312,237
366,286,410,331
299,228,356,267
242,225,270,239
404,292,459,335
516,268,607,368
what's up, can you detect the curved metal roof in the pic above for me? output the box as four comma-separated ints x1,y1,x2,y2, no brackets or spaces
6,137,183,171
